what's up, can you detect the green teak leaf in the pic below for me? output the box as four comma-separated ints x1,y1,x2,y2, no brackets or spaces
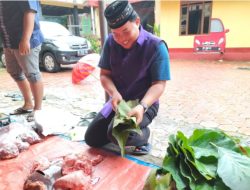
176,132,210,180
188,129,240,159
179,158,193,183
143,169,173,190
190,180,214,190
112,100,142,157
217,147,250,190
239,146,250,157
194,159,217,180
143,169,158,190
167,134,179,157
162,156,186,190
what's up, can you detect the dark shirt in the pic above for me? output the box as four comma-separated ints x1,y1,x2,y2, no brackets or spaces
99,26,170,117
0,0,44,49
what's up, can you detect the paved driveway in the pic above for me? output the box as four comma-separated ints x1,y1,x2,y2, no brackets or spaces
0,60,250,160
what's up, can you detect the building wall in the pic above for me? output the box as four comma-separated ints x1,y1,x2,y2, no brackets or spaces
212,1,250,48
160,0,250,49
95,7,100,38
160,1,193,48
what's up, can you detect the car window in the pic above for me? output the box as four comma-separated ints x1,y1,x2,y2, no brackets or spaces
40,21,71,37
210,19,224,32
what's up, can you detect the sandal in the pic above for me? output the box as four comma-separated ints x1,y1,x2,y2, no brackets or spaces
80,112,97,120
12,96,24,101
77,112,97,126
77,118,91,126
4,92,22,98
10,107,33,115
27,112,35,122
125,143,152,155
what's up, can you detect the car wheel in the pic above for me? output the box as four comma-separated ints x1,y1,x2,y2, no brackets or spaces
0,52,6,68
42,52,60,73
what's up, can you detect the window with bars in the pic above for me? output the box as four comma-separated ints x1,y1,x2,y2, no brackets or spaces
180,1,212,35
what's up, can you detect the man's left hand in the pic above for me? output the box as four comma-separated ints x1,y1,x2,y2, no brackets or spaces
127,105,144,124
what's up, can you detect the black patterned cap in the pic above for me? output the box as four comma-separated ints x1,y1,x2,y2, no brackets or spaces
104,0,134,29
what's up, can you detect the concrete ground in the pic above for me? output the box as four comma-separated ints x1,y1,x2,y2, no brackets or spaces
0,59,250,165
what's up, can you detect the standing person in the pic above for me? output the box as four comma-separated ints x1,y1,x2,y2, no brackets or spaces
0,0,44,121
85,0,171,155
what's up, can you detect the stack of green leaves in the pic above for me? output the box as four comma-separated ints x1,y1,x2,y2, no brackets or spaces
112,100,142,157
144,129,250,190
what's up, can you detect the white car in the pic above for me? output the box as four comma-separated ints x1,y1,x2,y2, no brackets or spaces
39,21,93,72
0,38,5,68
0,21,93,72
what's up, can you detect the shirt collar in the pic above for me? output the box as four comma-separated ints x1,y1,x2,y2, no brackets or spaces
136,25,146,47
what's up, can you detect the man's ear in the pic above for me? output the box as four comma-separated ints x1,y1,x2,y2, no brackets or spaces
135,17,140,27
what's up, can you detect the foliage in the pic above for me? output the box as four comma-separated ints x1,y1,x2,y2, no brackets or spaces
143,168,176,190
147,24,161,37
143,129,250,190
112,100,142,157
83,34,101,54
217,147,250,190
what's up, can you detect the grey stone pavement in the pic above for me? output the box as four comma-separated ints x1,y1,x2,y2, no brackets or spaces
1,59,250,165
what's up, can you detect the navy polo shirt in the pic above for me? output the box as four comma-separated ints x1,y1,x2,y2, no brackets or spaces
0,0,44,49
99,26,170,117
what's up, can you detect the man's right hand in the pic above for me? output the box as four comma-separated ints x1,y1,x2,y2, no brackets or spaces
111,92,123,112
